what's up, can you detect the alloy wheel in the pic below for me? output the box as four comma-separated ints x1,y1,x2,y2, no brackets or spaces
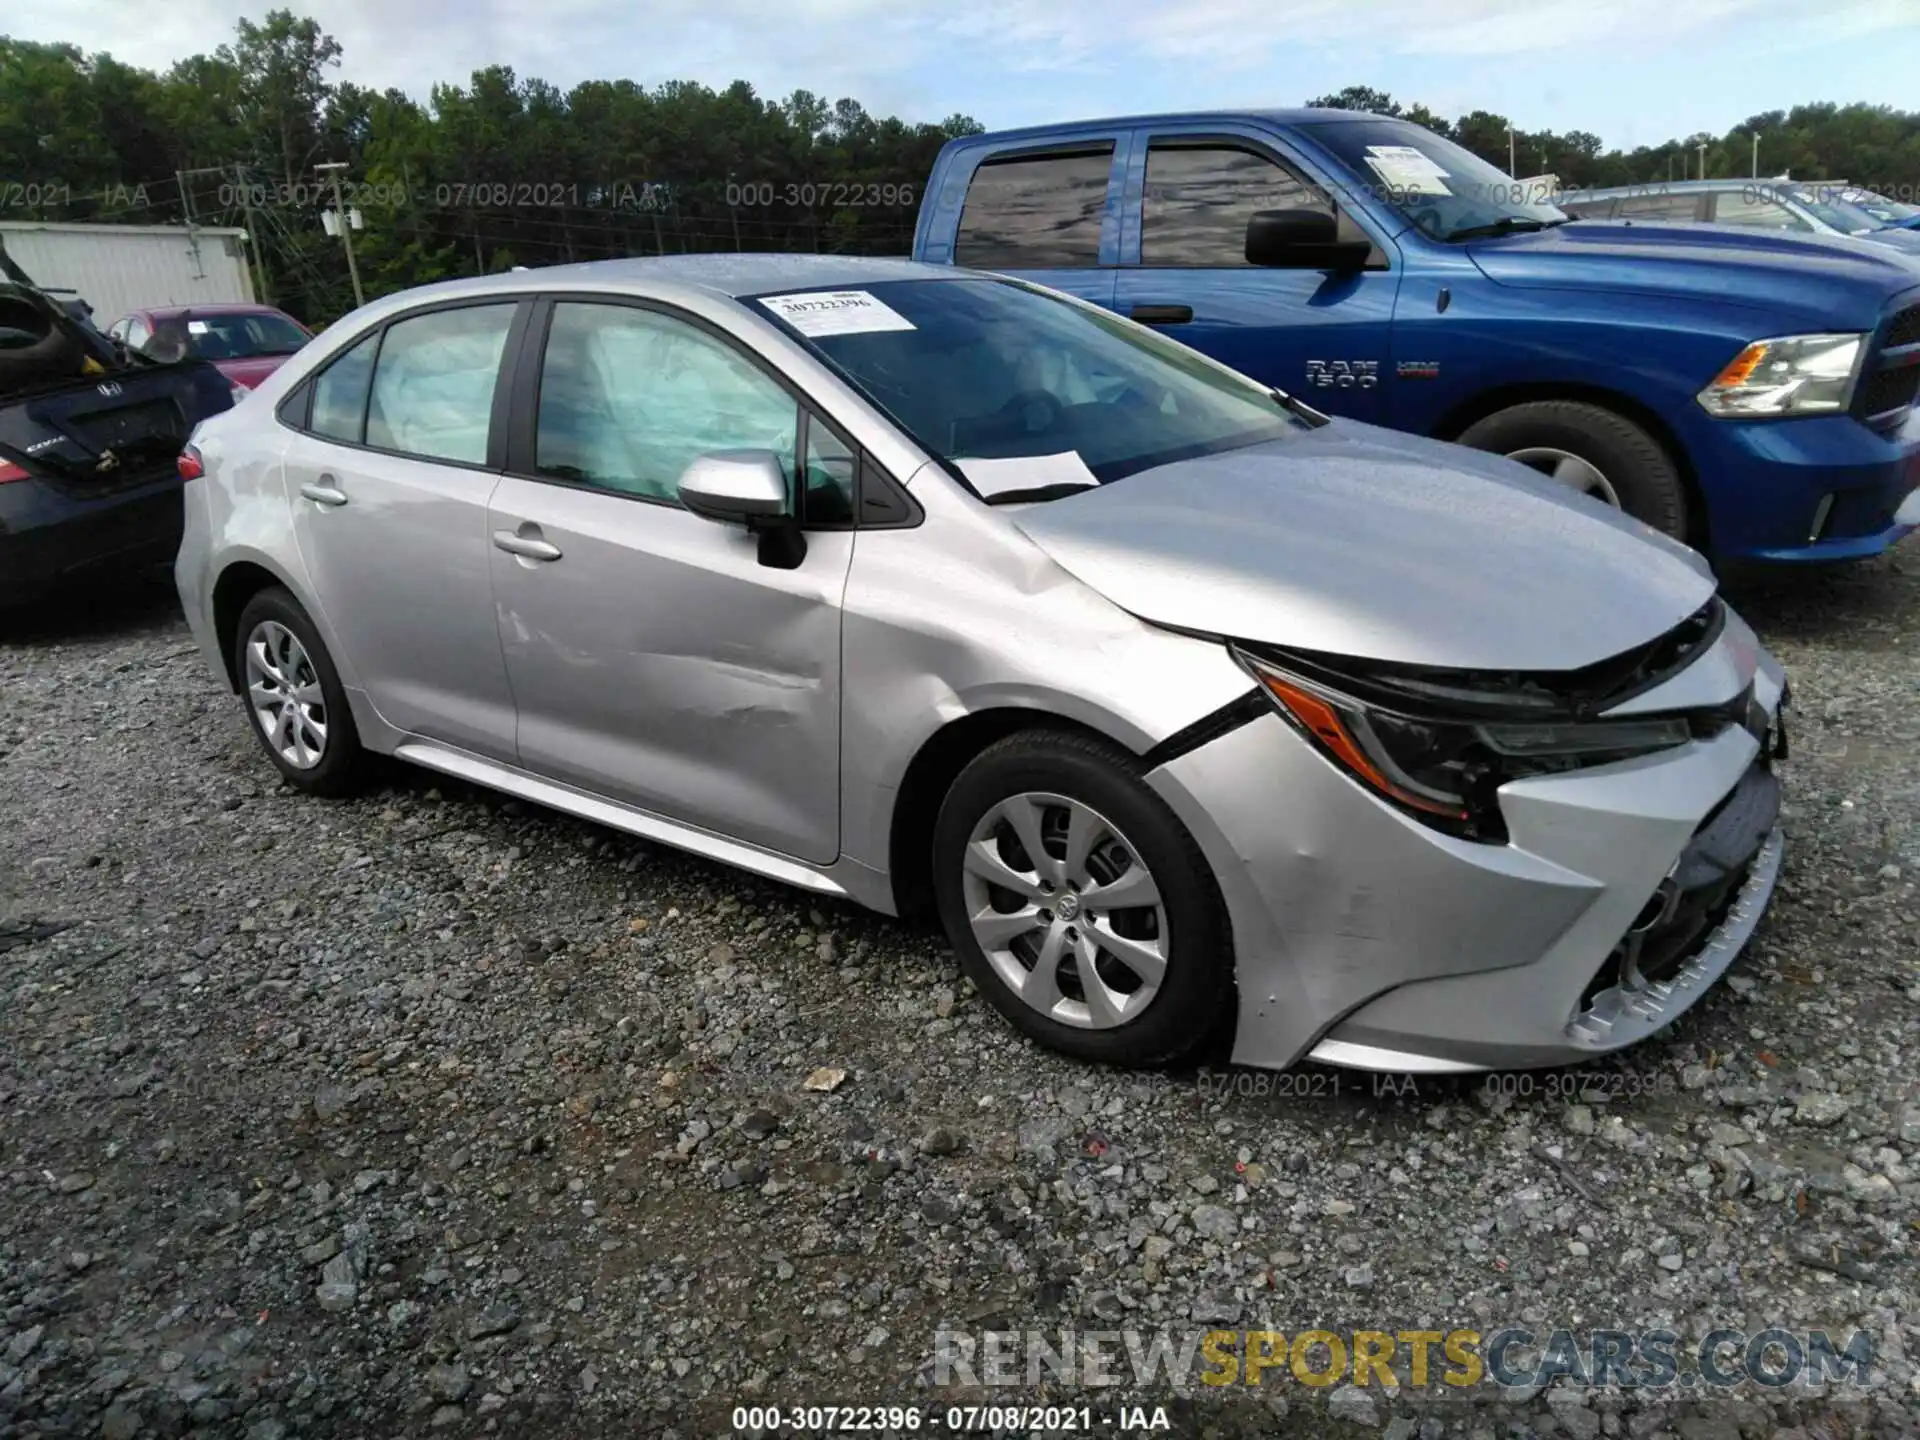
1506,445,1624,508
244,620,328,769
959,791,1169,1030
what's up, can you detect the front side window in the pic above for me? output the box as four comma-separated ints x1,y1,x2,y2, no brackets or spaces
534,302,797,504
1709,189,1807,230
1142,144,1327,266
954,147,1114,269
309,332,380,443
751,276,1307,497
366,304,516,464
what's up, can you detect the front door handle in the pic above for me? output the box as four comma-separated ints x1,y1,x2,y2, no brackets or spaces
300,478,348,506
1129,304,1194,326
493,529,563,562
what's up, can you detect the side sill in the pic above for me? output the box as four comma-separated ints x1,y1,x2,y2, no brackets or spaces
392,740,850,898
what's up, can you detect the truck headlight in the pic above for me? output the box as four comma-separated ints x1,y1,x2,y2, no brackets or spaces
1697,333,1865,418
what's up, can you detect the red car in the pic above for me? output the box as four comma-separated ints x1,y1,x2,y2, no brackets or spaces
106,304,313,394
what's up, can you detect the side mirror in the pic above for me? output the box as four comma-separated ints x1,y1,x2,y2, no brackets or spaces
676,449,807,569
1245,209,1372,270
677,449,790,524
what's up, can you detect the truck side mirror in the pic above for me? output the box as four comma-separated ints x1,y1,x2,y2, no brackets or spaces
1245,209,1372,270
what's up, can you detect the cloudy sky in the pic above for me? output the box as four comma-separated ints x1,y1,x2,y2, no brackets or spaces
8,0,1916,149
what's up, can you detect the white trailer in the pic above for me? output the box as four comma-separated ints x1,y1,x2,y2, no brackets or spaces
0,221,256,325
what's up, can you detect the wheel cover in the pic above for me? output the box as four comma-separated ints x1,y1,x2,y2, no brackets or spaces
960,791,1169,1030
244,620,328,770
1506,445,1623,508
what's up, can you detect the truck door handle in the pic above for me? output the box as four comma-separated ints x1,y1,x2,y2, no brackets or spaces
493,528,563,562
1129,304,1193,325
299,478,348,507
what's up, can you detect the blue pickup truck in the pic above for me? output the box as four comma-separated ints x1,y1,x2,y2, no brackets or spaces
911,110,1920,564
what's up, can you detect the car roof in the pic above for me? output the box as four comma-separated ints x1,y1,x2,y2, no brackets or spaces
1573,179,1811,198
344,253,968,313
138,302,295,317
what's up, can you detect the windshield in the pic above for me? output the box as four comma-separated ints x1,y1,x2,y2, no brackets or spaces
1785,188,1887,235
1300,118,1567,243
748,277,1307,499
1842,189,1919,224
156,311,309,361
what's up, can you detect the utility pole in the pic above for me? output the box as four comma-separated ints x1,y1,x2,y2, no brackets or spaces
1751,134,1760,178
232,165,270,304
316,161,364,309
1697,141,1708,181
1508,126,1516,177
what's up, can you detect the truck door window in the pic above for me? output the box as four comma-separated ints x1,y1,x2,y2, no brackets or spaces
1614,191,1707,222
1142,144,1327,266
954,147,1114,269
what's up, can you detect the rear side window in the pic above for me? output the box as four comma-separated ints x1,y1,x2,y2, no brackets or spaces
955,147,1114,269
1142,144,1327,266
308,333,379,443
1614,190,1706,221
366,304,517,465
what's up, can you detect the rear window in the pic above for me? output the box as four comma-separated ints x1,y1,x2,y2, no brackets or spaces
954,147,1114,270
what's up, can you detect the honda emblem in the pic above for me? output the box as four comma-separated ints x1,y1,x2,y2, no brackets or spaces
96,381,123,398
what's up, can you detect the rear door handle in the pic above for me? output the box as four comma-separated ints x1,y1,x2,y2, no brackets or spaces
493,529,563,562
299,478,348,506
1129,304,1193,325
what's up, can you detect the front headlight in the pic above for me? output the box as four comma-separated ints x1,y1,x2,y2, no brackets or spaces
1696,333,1865,418
1239,653,1694,842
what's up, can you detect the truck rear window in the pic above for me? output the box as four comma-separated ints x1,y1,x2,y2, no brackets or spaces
955,147,1114,270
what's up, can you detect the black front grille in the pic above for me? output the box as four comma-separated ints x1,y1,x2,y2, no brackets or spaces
1857,304,1920,428
1858,362,1920,422
1578,764,1778,1010
1883,304,1920,351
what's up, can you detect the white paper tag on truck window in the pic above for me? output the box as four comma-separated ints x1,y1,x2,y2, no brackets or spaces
187,319,210,334
955,451,1099,500
1364,145,1452,195
758,290,916,337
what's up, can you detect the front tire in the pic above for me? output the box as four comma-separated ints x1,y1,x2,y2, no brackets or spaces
232,587,368,796
1459,400,1691,541
932,730,1231,1067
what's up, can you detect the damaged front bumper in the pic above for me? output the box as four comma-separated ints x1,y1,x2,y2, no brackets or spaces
1145,612,1788,1073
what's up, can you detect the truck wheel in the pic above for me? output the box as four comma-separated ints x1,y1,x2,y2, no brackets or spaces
1458,400,1690,540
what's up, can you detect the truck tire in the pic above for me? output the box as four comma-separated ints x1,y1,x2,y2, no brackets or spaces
1458,400,1690,541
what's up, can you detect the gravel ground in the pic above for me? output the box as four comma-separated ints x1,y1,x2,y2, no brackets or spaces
1,556,1918,1440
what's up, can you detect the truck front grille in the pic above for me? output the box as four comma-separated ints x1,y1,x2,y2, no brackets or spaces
1858,303,1920,430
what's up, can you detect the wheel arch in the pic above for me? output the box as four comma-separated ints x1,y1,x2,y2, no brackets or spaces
1430,381,1710,551
885,707,1139,922
211,557,303,691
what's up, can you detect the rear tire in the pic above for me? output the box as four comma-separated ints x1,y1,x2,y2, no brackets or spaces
932,729,1231,1068
232,587,368,797
1459,400,1691,541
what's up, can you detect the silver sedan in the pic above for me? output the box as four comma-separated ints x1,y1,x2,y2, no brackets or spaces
174,255,1788,1073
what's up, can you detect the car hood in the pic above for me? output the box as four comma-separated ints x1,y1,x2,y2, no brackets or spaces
1467,221,1920,325
1008,423,1716,671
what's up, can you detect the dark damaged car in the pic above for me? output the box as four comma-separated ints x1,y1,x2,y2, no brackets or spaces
0,242,234,607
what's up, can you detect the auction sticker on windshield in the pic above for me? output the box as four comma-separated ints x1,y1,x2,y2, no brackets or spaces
1364,145,1451,195
758,290,916,337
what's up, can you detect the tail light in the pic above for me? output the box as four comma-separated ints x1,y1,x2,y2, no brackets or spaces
177,445,205,481
0,460,28,485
